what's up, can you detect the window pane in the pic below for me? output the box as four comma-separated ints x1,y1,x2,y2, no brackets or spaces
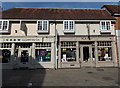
38,21,42,30
106,22,110,30
3,21,8,30
0,21,2,29
98,47,112,61
35,49,51,62
43,21,48,30
69,21,74,30
64,21,68,30
101,22,106,30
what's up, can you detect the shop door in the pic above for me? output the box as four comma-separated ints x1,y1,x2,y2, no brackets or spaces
19,49,31,67
80,45,95,67
21,50,29,63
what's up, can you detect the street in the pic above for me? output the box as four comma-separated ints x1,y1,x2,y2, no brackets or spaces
2,67,119,87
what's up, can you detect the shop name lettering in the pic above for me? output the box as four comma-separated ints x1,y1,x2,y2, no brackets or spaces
22,39,41,41
4,38,41,41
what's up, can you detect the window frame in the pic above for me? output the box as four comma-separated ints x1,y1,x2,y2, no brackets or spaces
100,21,111,33
63,20,75,33
37,20,49,33
0,20,9,32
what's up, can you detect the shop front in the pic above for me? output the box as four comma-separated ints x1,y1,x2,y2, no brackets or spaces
0,37,55,69
58,37,117,68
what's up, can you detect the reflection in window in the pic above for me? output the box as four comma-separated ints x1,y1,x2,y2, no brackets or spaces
98,47,112,61
2,49,11,63
61,48,76,62
35,49,51,62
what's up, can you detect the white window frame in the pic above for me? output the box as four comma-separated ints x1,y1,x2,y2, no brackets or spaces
37,20,49,33
0,20,9,33
63,20,75,33
100,21,111,33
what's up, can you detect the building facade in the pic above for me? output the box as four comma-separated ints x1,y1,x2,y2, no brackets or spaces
102,5,120,67
0,8,118,69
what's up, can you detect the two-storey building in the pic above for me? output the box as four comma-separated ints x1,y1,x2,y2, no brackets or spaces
102,5,120,67
1,8,118,69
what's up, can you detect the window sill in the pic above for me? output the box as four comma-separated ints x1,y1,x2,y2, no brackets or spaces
98,61,113,63
61,61,77,63
0,30,9,33
100,30,111,33
64,30,75,33
37,62,51,63
37,30,49,33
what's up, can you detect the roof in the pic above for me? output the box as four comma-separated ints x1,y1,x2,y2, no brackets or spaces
102,5,120,15
2,8,115,20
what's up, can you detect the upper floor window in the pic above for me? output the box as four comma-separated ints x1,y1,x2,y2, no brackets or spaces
0,20,9,32
100,21,111,33
37,20,49,33
63,20,75,33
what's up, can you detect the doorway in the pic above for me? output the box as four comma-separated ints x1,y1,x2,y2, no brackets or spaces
80,44,95,67
21,50,29,63
18,48,31,68
83,47,89,61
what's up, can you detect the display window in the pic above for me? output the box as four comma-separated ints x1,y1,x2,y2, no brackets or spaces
35,49,51,62
98,47,112,61
2,49,11,63
61,48,76,62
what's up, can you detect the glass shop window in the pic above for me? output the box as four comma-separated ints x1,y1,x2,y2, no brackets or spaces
61,48,76,62
98,47,112,61
35,49,51,62
14,49,18,60
0,43,12,48
2,49,11,63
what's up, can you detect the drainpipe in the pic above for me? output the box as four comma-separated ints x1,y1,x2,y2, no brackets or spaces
54,20,58,69
86,24,90,40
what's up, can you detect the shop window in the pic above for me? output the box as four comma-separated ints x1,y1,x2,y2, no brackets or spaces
61,42,76,47
97,41,111,46
35,43,51,48
61,48,76,62
35,49,51,62
98,47,112,61
14,49,18,60
2,49,11,63
15,43,32,48
0,43,12,48
92,48,95,58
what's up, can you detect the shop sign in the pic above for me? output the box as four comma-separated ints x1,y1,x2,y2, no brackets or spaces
1,38,42,42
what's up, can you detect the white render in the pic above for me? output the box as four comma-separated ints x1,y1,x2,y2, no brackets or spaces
116,30,120,67
0,19,118,69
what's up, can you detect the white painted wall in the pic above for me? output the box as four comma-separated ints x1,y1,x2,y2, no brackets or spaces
0,21,56,37
56,22,115,35
0,21,115,36
116,30,120,67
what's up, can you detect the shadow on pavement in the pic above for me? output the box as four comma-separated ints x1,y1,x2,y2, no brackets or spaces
2,56,46,87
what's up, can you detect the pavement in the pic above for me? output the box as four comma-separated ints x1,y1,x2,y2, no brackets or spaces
1,67,119,87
